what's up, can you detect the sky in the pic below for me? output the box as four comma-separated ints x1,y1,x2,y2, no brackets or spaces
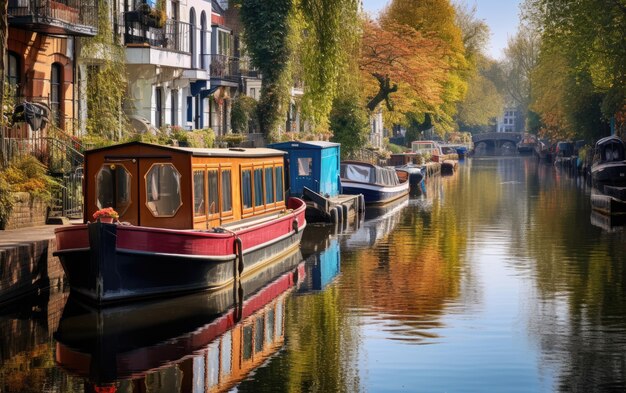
361,0,522,60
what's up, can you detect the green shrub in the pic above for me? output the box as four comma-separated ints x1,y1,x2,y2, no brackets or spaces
216,133,247,147
0,156,59,227
231,95,259,133
0,176,13,229
187,128,216,148
387,143,405,154
2,156,58,202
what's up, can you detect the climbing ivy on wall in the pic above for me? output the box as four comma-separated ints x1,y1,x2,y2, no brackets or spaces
299,0,360,133
239,0,296,141
80,0,129,140
238,0,360,139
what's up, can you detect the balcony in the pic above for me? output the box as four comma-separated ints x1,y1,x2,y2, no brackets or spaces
210,54,245,84
8,0,98,37
124,17,191,68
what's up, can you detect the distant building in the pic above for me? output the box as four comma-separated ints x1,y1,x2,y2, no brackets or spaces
369,107,384,149
497,107,518,133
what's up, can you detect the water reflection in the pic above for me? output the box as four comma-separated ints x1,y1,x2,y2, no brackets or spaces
5,156,626,392
343,196,409,249
299,225,341,293
54,249,305,392
0,288,69,393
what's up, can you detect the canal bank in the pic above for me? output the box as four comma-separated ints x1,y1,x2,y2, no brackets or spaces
0,224,65,304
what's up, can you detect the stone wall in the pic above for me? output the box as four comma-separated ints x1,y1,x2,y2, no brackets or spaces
3,192,48,230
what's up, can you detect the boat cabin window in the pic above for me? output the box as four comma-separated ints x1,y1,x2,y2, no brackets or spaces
254,168,264,207
604,143,624,162
241,163,285,217
242,169,253,209
193,169,205,216
146,163,182,217
221,169,233,213
265,167,275,204
95,164,131,216
193,167,232,220
275,167,284,202
297,157,312,176
208,170,219,215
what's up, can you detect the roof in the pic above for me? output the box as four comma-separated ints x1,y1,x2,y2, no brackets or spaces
596,136,625,147
85,141,286,158
268,141,340,150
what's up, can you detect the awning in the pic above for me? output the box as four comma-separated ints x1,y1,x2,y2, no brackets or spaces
199,86,220,99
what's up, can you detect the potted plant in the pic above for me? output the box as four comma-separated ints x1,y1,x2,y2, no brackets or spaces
93,207,119,224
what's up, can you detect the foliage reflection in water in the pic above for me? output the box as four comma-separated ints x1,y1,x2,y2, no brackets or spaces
2,157,626,392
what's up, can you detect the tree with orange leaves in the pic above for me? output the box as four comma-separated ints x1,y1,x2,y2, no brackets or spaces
360,19,447,119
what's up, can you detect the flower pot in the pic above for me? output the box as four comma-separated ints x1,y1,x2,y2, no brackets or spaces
99,217,114,224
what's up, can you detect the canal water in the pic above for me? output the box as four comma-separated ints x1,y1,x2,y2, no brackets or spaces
2,156,626,392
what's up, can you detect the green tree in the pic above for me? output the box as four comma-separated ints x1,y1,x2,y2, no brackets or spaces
231,95,258,133
380,0,469,134
456,60,503,133
500,25,540,130
299,0,360,132
81,0,129,140
524,0,626,121
239,0,297,141
329,94,370,158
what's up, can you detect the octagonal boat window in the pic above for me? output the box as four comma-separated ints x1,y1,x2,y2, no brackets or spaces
146,163,182,217
96,164,132,217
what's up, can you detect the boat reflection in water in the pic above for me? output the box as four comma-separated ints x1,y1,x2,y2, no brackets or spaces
54,248,305,392
344,196,408,249
590,209,626,232
299,225,341,293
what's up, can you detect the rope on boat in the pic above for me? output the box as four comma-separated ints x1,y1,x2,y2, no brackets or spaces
234,237,244,276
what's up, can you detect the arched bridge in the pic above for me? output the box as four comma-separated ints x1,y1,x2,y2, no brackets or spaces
472,132,523,155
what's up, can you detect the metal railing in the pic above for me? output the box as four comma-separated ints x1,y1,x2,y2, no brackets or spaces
124,16,190,53
1,127,85,219
209,54,241,81
8,0,98,35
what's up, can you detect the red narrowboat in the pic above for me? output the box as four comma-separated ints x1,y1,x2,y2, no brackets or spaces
53,142,306,304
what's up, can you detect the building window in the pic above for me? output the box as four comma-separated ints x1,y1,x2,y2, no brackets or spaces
155,87,163,128
50,63,62,127
8,52,19,90
171,90,178,126
218,30,232,56
190,8,197,68
201,12,208,70
187,96,193,122
250,88,256,99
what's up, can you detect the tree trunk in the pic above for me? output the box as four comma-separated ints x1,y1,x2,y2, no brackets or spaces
0,0,8,125
367,73,398,112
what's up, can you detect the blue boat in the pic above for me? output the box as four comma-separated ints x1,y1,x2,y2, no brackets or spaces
340,161,409,205
269,141,363,224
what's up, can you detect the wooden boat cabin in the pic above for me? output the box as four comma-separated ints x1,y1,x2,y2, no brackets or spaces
83,141,287,230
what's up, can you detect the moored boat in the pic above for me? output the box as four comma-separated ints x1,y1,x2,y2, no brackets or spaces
590,136,626,187
395,163,424,189
53,142,306,304
54,247,305,387
268,141,363,224
340,161,409,205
